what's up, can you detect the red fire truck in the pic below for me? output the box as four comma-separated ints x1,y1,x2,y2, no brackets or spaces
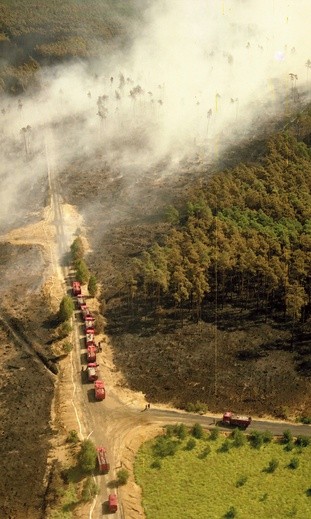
97,447,110,473
222,411,252,429
94,380,105,401
108,493,118,513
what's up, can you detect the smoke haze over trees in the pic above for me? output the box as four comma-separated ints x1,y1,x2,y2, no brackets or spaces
1,0,311,233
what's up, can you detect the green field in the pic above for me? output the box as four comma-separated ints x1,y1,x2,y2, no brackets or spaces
134,427,311,519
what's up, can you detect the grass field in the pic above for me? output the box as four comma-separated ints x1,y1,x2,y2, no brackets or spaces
134,427,311,519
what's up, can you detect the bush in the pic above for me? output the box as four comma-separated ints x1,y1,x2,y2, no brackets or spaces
219,439,231,453
306,488,311,497
77,440,97,473
192,423,204,439
288,457,299,469
63,341,73,354
236,475,247,487
66,430,79,444
117,468,129,485
75,258,90,284
81,477,99,502
57,321,72,339
230,428,246,447
153,436,179,458
198,445,211,458
58,296,74,323
70,237,84,262
224,506,237,518
265,458,279,473
210,428,219,441
150,459,161,469
282,429,293,444
184,401,208,414
165,425,175,437
262,430,273,444
299,416,311,424
88,275,98,297
94,313,105,334
295,435,310,447
249,431,264,449
285,441,294,452
175,423,187,440
185,438,196,450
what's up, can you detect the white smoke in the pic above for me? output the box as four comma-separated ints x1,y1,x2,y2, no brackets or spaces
0,0,310,230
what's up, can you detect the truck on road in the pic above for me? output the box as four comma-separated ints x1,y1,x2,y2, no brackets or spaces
94,380,105,400
97,447,110,473
72,281,81,296
222,411,252,429
87,362,98,382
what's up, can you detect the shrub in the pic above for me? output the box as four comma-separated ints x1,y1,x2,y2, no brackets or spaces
117,468,129,485
285,441,294,452
192,423,204,439
81,477,99,502
230,428,246,447
88,275,98,297
63,341,73,354
184,401,208,414
94,313,105,334
249,431,264,449
210,428,219,441
77,440,97,473
288,457,299,469
70,237,84,262
236,475,248,487
58,296,74,322
150,459,161,469
282,429,293,444
185,438,196,451
199,445,211,458
58,321,72,339
165,425,175,437
219,439,231,453
66,430,79,444
75,259,90,284
153,436,179,458
306,488,311,497
265,458,279,473
262,430,273,444
295,435,310,447
224,505,237,518
175,423,187,440
299,416,311,424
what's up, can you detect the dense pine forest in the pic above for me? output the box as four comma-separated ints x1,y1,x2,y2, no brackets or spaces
126,118,311,331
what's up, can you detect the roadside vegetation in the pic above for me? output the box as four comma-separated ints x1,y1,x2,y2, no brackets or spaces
46,435,99,519
134,426,311,519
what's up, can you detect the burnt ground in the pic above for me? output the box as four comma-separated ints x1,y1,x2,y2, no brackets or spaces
0,242,58,519
59,148,311,420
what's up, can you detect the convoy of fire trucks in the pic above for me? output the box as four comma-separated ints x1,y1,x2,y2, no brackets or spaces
72,280,117,514
71,279,253,514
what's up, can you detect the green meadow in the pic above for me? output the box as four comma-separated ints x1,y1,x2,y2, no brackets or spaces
134,426,311,519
